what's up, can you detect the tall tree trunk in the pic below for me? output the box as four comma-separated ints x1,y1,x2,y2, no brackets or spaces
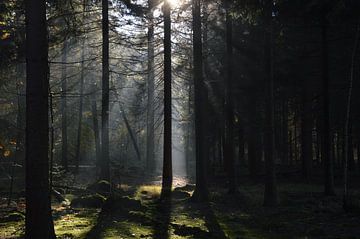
100,0,110,182
224,0,237,193
61,39,68,171
25,0,56,237
75,33,86,173
248,94,261,177
91,95,101,172
238,124,245,166
300,78,312,181
263,0,278,206
343,20,360,209
281,99,289,165
161,0,173,198
321,13,335,196
191,0,209,201
146,0,155,173
185,84,193,177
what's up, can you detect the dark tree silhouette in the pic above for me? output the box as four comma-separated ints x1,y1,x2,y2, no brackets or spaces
100,0,110,182
61,39,68,171
146,0,155,173
161,0,173,198
321,6,335,196
25,0,56,238
191,0,209,201
224,0,237,194
263,0,278,206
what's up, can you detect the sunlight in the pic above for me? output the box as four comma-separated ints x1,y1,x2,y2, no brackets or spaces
167,0,181,7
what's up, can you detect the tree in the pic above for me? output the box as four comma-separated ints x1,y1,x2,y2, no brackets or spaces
191,0,209,201
25,0,56,238
343,19,360,210
146,0,155,173
224,0,237,194
321,4,335,196
75,2,87,173
161,0,173,198
263,0,278,206
61,39,68,171
100,0,110,182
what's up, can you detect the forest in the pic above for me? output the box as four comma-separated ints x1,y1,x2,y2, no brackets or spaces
1,0,360,238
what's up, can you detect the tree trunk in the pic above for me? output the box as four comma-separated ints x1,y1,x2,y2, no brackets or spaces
321,13,335,196
238,124,245,166
248,94,261,177
146,0,155,173
75,33,86,173
263,0,278,206
191,0,209,201
91,95,101,172
224,0,237,193
343,20,360,209
300,78,312,181
161,0,173,198
100,0,110,182
25,0,56,237
61,39,68,171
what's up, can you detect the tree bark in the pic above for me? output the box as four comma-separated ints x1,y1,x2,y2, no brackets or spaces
100,0,110,182
300,78,312,181
191,0,209,201
263,0,278,206
161,0,173,198
343,20,360,209
61,39,68,171
146,0,155,173
321,13,335,196
224,0,237,193
75,33,86,173
25,0,56,237
91,95,101,171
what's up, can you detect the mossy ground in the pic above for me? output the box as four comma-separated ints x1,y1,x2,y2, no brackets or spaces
1,178,360,238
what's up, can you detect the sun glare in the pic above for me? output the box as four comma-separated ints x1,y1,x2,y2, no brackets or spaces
168,0,181,7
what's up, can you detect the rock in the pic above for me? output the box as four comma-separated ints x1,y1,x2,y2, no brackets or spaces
0,212,25,222
172,190,191,199
87,180,111,196
71,194,106,208
102,196,143,213
174,184,195,192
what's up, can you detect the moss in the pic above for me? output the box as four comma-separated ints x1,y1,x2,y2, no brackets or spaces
0,211,25,223
0,220,24,238
134,185,161,202
71,194,106,208
54,209,98,239
102,195,143,213
87,180,111,196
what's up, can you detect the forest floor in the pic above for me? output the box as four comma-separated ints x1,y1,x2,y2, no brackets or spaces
1,173,360,239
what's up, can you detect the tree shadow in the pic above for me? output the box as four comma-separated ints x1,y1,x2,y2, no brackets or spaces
202,202,228,239
85,195,150,239
151,197,172,239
